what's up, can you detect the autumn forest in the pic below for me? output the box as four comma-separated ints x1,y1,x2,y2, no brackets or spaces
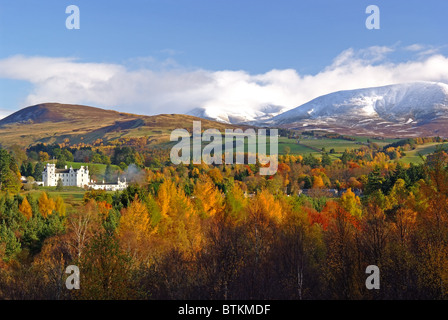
1,134,448,300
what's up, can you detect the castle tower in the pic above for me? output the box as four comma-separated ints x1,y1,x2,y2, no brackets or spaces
42,163,56,187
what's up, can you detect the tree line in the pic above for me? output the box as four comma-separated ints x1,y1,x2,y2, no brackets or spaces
1,148,448,299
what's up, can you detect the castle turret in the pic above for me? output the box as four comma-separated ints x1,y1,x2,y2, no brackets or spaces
42,163,56,187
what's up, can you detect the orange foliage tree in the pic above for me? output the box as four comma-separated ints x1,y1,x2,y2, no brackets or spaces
19,197,33,220
193,174,224,219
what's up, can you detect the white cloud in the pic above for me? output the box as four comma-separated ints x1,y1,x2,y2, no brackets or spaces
1,46,448,118
403,44,442,58
405,44,425,52
331,46,394,66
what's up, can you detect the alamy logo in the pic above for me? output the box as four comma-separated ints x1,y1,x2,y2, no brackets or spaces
365,5,380,30
65,265,80,290
66,5,80,30
365,265,380,290
170,121,278,175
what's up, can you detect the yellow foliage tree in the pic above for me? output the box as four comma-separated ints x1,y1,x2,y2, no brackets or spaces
339,188,362,218
119,197,151,241
255,189,284,223
193,174,224,218
208,168,224,184
38,151,50,162
55,196,66,216
156,179,175,220
19,197,33,220
38,192,55,218
156,179,202,256
118,196,154,264
225,182,248,222
312,175,325,189
387,179,408,208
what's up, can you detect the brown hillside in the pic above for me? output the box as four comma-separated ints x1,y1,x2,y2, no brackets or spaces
0,103,251,148
0,103,138,125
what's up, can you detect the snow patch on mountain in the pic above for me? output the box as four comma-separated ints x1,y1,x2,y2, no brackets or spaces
188,104,288,124
270,81,448,125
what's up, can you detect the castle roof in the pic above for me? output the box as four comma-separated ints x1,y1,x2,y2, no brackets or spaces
45,163,86,174
55,169,71,173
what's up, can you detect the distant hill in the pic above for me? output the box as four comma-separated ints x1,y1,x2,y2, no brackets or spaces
267,82,448,138
0,103,136,126
0,103,247,148
188,81,448,138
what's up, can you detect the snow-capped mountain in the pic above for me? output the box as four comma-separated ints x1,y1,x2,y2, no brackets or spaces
187,104,288,124
188,82,448,137
270,81,448,125
265,81,448,137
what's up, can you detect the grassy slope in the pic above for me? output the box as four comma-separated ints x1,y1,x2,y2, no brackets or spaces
0,104,248,148
24,185,117,208
23,188,86,210
399,143,448,164
298,137,400,152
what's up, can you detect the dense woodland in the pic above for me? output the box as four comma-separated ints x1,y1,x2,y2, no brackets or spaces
1,136,448,299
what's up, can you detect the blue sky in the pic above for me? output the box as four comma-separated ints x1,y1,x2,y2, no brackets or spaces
0,0,448,117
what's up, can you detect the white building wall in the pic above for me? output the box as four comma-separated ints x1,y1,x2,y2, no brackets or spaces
77,166,90,188
42,164,91,188
43,163,126,190
88,178,127,191
43,164,57,187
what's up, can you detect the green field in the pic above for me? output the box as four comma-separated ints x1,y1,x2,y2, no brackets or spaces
298,138,360,153
399,143,448,164
167,134,419,161
297,136,401,153
24,186,118,208
278,137,320,155
297,137,446,164
24,187,86,208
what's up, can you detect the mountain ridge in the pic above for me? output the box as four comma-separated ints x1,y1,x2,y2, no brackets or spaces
0,103,245,148
3,81,448,148
265,81,448,137
186,81,448,137
270,81,448,125
0,103,140,126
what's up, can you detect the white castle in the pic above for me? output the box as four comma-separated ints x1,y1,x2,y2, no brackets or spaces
42,163,90,188
42,163,127,191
